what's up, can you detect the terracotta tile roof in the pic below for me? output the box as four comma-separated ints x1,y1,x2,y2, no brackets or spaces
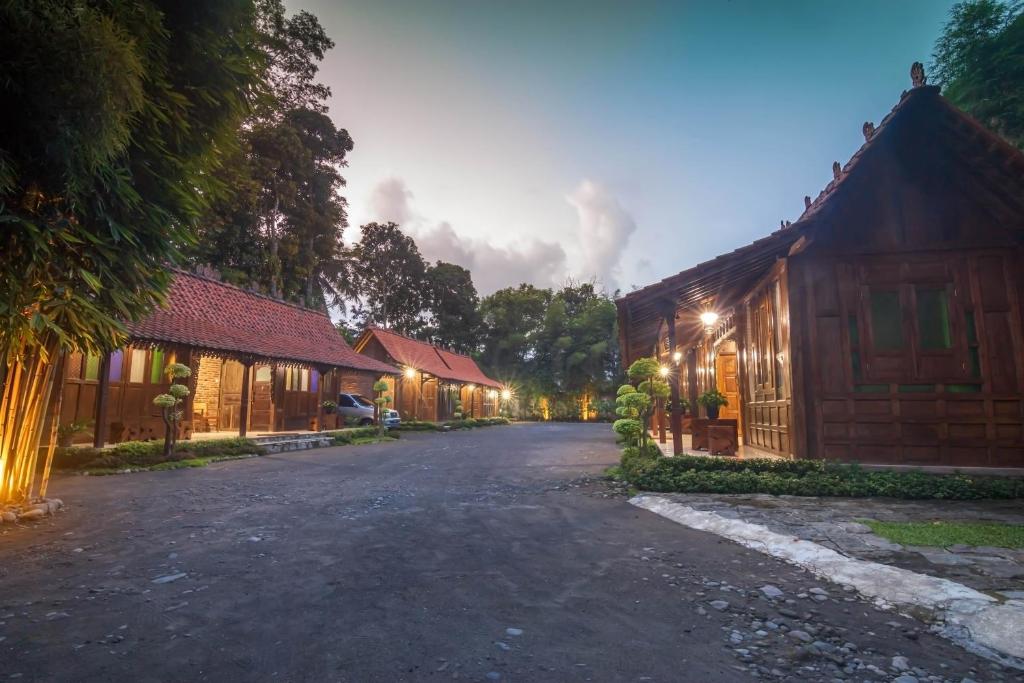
435,349,501,389
360,327,501,387
126,270,398,374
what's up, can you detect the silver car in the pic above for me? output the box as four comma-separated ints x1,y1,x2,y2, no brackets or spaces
337,393,375,425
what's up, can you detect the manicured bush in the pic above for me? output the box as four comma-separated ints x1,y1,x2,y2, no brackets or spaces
627,457,1024,500
620,443,662,479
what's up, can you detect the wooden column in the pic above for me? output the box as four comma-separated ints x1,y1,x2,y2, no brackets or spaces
664,309,684,455
657,398,666,444
686,349,699,420
93,352,112,447
239,361,253,438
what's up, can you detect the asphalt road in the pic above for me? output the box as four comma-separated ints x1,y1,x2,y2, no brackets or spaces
0,423,1006,682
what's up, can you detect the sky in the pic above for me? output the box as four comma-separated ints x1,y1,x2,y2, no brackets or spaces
296,0,958,295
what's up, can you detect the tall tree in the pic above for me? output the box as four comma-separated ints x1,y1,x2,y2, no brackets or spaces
348,222,428,334
0,0,260,503
422,261,481,353
478,284,551,373
933,0,1024,147
188,0,352,308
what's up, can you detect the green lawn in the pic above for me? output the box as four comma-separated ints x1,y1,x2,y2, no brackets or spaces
860,519,1024,548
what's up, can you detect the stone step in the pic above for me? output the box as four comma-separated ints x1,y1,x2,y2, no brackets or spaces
259,437,334,454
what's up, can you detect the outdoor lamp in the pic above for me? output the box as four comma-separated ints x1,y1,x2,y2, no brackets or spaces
501,389,512,401
404,367,416,379
467,384,475,391
699,310,720,328
658,366,669,377
672,351,682,363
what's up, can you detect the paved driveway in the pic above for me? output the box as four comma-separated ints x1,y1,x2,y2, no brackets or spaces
0,424,1006,681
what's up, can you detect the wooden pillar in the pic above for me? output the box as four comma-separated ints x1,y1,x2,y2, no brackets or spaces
666,314,683,456
93,352,112,447
239,361,253,438
686,349,699,420
657,397,666,443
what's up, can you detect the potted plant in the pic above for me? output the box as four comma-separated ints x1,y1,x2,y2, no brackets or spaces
57,418,93,447
697,389,728,420
321,400,337,414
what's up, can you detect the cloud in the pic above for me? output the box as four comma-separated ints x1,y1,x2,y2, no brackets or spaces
367,177,415,225
413,222,568,295
363,177,569,295
566,180,637,291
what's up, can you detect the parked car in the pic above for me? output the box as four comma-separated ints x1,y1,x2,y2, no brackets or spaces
337,393,375,425
382,409,401,428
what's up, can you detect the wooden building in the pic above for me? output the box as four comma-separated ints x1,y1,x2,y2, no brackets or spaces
616,67,1024,468
354,327,502,421
58,270,398,445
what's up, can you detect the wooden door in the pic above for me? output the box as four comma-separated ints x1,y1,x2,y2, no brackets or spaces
249,364,273,432
219,360,244,431
715,343,742,430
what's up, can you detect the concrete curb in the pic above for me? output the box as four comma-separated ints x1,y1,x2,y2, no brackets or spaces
631,493,1024,668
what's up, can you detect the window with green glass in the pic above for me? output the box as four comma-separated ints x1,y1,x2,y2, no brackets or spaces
916,288,951,349
83,354,100,381
150,349,165,384
869,290,904,350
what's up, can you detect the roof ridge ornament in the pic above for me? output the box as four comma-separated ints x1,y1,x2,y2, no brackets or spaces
911,61,926,88
832,161,842,180
804,195,812,209
862,121,875,140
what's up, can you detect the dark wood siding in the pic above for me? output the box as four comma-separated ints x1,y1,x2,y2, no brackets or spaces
796,248,1024,466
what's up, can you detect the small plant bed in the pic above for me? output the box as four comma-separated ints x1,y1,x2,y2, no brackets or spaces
616,447,1024,500
53,437,266,474
323,427,393,445
859,519,1024,548
390,417,512,432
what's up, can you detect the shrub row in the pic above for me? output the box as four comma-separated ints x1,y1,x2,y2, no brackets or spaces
391,417,512,432
323,427,388,445
54,437,265,471
618,448,1024,500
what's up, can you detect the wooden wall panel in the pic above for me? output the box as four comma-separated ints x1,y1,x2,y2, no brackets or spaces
801,249,1024,467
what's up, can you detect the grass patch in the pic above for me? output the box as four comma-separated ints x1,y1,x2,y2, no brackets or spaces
860,519,1024,548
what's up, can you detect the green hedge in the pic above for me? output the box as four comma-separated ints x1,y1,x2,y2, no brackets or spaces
54,437,265,471
621,450,1024,500
391,417,512,431
322,427,385,445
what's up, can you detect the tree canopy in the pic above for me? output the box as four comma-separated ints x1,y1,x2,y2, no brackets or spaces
933,0,1024,147
0,0,261,502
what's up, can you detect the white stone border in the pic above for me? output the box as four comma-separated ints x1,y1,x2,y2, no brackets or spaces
631,494,1024,668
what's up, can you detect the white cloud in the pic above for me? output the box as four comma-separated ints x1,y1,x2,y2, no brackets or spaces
566,180,637,291
363,178,568,295
367,177,415,225
414,222,567,295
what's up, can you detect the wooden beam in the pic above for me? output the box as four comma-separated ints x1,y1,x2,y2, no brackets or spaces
93,352,111,447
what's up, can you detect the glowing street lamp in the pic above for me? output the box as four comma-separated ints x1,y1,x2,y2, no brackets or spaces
658,365,670,378
500,388,512,401
699,310,720,328
672,350,683,363
403,366,416,379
